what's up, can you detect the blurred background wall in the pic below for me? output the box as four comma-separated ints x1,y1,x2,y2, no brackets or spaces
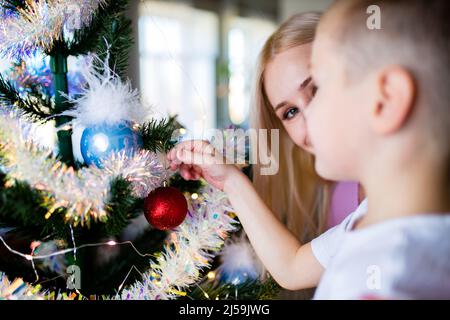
280,0,333,20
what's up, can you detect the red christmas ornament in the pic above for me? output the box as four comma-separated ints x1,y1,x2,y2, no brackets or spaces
144,186,188,230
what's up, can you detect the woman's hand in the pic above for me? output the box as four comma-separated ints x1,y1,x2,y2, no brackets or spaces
167,140,240,191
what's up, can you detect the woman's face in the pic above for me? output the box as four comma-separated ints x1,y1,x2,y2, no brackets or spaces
264,43,316,154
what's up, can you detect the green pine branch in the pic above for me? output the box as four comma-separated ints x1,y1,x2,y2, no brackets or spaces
65,0,133,79
0,73,53,123
100,177,142,237
258,278,282,300
169,172,204,194
94,16,133,80
185,277,281,300
139,117,179,153
0,174,68,238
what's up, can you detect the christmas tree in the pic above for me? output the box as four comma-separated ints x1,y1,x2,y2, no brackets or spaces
0,0,279,300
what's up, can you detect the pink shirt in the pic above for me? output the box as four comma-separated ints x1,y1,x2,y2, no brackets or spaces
328,181,360,228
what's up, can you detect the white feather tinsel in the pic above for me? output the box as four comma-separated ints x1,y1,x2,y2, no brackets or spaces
62,55,151,126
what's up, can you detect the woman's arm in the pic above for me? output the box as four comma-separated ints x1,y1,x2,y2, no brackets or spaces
224,169,324,290
168,140,324,290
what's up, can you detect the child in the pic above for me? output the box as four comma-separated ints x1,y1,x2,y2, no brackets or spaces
168,0,450,299
306,0,450,299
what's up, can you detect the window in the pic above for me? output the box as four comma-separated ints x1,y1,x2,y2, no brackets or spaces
139,1,219,137
227,17,276,127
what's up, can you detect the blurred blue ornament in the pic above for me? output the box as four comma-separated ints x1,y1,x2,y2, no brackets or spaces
219,268,260,286
217,237,263,286
80,121,142,167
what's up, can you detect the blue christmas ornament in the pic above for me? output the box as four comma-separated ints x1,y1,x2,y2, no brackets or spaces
80,122,142,167
219,268,260,286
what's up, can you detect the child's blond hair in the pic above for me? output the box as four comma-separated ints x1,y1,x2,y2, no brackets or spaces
323,0,450,159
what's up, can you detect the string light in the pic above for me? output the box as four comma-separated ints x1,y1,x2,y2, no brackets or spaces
0,232,162,292
117,265,143,293
69,225,77,261
0,235,156,277
194,283,210,300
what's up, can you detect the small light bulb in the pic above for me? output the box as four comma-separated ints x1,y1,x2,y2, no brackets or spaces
191,193,199,200
92,133,109,153
207,271,216,279
179,128,187,135
107,240,116,246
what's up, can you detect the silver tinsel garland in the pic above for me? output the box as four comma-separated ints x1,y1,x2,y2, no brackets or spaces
0,112,164,226
0,0,106,58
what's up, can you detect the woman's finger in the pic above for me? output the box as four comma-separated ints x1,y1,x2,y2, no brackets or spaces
190,165,203,180
180,164,196,179
192,165,203,175
167,148,175,161
176,148,218,166
179,164,194,180
180,170,191,181
169,161,178,171
175,140,214,155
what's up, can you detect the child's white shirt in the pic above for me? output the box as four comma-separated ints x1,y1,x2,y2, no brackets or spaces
311,199,450,299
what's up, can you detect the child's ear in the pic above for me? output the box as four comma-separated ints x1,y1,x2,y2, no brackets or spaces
372,66,416,134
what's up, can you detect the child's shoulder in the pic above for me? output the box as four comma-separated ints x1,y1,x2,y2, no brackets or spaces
344,213,450,264
356,213,450,249
311,199,368,268
335,214,450,299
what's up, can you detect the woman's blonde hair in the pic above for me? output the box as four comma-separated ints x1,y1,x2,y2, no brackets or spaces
251,12,331,243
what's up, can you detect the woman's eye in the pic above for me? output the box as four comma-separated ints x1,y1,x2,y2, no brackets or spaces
283,107,299,120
